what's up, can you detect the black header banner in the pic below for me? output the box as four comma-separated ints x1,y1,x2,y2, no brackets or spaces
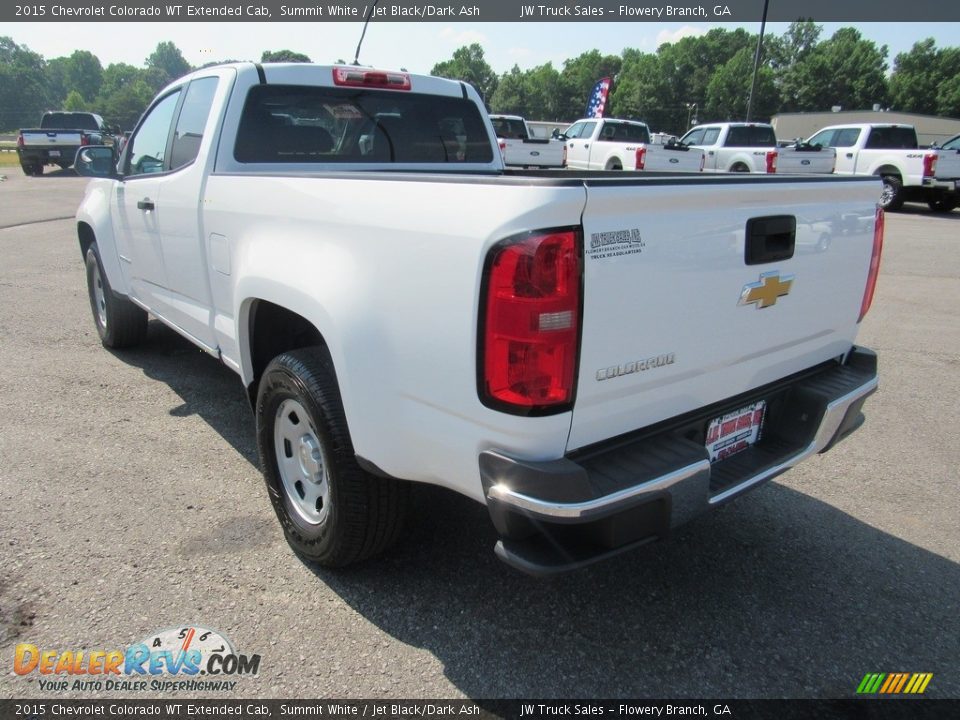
5,0,960,23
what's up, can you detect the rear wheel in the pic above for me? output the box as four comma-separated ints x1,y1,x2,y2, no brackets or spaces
928,195,958,213
21,163,41,176
256,348,410,567
879,175,905,211
730,162,749,173
605,159,623,171
85,243,148,348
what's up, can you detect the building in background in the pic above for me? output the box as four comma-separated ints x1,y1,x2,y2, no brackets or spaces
772,111,960,147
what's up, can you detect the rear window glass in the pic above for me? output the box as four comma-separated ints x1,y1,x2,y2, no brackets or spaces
865,127,917,150
599,122,650,143
491,117,527,139
234,85,493,164
725,125,777,147
41,113,99,131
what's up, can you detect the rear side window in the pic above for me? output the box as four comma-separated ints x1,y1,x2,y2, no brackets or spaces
725,125,776,147
942,135,960,151
599,122,650,143
234,85,493,164
40,113,99,131
491,117,527,140
170,77,218,170
865,127,918,150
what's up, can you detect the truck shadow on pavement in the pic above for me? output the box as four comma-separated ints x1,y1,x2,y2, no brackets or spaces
314,484,959,698
108,322,958,699
110,319,259,467
896,204,960,220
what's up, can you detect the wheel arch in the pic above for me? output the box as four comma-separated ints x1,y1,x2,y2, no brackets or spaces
874,164,902,180
242,298,329,409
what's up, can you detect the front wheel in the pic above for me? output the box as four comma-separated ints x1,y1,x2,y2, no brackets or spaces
256,349,410,567
928,195,958,213
85,243,148,348
879,175,905,211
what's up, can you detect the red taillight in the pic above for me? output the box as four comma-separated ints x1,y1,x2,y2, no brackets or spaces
498,139,506,157
635,146,646,170
480,229,581,414
80,134,90,146
858,206,884,323
766,150,778,174
332,67,411,90
17,134,24,148
922,153,937,178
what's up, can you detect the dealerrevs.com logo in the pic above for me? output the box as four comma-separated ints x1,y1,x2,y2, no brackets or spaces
14,626,261,692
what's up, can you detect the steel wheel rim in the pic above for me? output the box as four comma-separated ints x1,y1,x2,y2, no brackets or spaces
274,398,330,525
92,262,107,329
880,183,894,207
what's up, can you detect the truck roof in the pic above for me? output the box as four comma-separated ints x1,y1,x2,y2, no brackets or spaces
163,62,470,99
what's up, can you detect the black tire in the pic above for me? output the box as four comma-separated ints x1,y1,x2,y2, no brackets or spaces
606,159,622,171
729,163,749,173
85,243,148,348
21,163,40,176
256,348,410,567
879,175,905,211
928,195,958,213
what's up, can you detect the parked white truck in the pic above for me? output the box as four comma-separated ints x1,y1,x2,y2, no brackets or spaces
74,63,882,574
562,117,705,172
17,111,116,175
806,123,960,211
680,122,837,175
490,114,565,168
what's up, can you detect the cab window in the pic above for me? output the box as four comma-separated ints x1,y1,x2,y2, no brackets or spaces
125,91,181,176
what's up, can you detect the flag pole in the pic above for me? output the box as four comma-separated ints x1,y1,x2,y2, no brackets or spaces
746,0,770,122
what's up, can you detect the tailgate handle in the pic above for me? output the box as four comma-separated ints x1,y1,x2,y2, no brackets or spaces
137,199,155,211
745,215,796,265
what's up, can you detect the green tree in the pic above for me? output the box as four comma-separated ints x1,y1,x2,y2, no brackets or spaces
489,65,527,116
63,89,87,111
936,72,960,118
45,56,70,107
610,50,678,131
145,41,191,91
261,50,311,63
431,43,498,106
705,47,779,121
0,36,50,130
63,50,103,106
780,28,888,112
889,40,960,114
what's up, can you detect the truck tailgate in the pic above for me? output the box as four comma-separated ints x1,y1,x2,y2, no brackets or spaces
935,147,960,180
21,130,83,146
568,175,879,451
778,146,836,174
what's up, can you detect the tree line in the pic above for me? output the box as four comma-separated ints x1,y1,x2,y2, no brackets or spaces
2,23,958,135
432,23,960,135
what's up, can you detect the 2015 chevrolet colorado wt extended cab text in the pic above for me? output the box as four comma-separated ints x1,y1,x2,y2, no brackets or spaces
74,63,882,574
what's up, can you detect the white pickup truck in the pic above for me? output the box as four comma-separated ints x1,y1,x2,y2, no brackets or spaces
490,114,565,168
806,123,960,211
680,122,837,175
74,63,881,574
17,111,116,175
562,117,705,172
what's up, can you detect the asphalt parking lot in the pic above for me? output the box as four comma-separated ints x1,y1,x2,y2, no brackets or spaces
0,169,958,701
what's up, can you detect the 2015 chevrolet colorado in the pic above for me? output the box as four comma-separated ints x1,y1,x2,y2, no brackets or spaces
74,63,882,574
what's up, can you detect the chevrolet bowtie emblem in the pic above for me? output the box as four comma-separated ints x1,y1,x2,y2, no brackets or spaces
739,271,794,309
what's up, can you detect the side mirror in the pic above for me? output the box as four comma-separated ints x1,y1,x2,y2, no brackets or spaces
74,146,120,179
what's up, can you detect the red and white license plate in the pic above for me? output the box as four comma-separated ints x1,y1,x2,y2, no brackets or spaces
706,400,766,463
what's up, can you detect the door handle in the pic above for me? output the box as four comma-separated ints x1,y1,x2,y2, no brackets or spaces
584,144,589,149
137,199,155,211
845,153,853,158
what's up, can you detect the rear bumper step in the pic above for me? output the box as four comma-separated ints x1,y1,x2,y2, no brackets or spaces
481,347,878,575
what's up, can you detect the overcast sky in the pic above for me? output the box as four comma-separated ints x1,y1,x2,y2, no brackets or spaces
7,21,960,74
